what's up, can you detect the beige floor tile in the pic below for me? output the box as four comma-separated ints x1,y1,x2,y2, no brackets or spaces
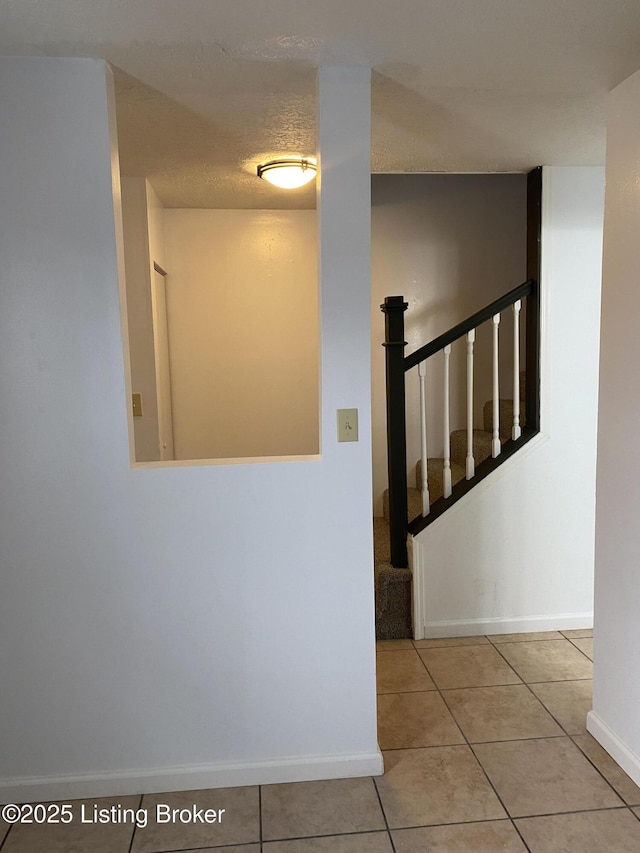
377,691,465,749
571,637,594,660
634,806,640,818
261,777,385,841
488,631,563,643
561,628,593,638
392,820,527,851
417,645,520,689
2,797,139,853
572,734,640,805
131,787,259,851
1,818,9,846
473,737,623,817
376,650,435,693
412,636,488,649
376,639,413,651
443,684,563,743
375,746,506,828
496,640,593,682
263,832,393,852
515,808,640,852
529,680,592,735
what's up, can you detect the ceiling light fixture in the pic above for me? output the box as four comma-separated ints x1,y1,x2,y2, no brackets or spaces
257,157,317,189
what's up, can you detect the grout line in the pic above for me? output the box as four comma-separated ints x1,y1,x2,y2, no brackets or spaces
258,828,394,844
489,642,590,690
511,805,630,821
126,794,144,853
415,643,525,690
478,643,526,685
376,646,418,652
258,784,263,851
566,637,594,662
159,844,260,851
559,631,594,640
490,642,574,718
413,647,438,683
365,808,632,834
384,815,524,832
569,735,633,806
377,631,634,846
492,647,634,806
412,644,490,651
370,776,397,853
463,644,627,809
489,644,598,748
436,686,533,853
378,689,439,697
158,841,262,851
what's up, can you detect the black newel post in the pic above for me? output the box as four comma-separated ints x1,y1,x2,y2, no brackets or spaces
381,296,409,569
526,166,542,432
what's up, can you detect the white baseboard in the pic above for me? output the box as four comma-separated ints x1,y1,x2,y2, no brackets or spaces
407,536,424,642
422,612,593,639
587,711,640,788
0,750,384,804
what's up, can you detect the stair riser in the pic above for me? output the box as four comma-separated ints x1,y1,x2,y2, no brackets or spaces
450,429,493,468
415,458,466,493
482,399,526,437
383,487,423,523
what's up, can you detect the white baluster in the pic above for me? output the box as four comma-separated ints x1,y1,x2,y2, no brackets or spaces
492,313,501,458
466,329,475,479
418,361,430,516
512,300,522,440
443,344,452,498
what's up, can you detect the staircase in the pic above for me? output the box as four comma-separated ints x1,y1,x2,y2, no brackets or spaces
375,170,542,639
376,278,540,640
374,377,526,639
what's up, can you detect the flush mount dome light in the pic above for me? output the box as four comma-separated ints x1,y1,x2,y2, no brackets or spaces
257,157,317,189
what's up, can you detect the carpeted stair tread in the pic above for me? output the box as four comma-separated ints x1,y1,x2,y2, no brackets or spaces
450,428,494,467
415,457,466,499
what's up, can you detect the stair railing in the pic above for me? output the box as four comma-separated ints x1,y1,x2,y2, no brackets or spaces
381,279,540,568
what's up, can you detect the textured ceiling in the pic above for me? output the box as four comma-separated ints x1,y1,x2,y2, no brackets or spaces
2,0,640,208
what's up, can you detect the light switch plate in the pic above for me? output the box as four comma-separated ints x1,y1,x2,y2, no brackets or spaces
337,408,358,442
132,393,143,417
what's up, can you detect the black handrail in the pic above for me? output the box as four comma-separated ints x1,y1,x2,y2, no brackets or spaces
382,278,540,567
404,279,534,371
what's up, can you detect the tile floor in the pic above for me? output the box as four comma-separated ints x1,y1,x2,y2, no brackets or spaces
2,629,640,852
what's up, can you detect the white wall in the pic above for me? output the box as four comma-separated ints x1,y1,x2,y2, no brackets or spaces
589,68,640,786
163,209,319,460
120,178,160,461
0,57,380,800
371,174,527,515
411,167,604,638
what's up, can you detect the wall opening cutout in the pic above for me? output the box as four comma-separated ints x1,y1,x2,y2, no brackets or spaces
119,185,319,465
